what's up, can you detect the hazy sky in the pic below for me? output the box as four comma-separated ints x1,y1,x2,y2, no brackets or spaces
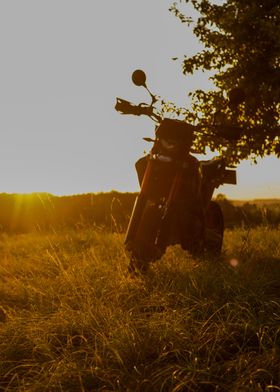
0,0,279,199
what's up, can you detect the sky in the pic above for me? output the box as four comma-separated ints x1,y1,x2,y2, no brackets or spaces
0,0,279,199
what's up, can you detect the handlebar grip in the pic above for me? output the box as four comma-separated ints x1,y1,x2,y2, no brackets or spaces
115,97,159,121
115,98,140,115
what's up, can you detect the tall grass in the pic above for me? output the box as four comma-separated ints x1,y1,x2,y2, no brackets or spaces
0,226,279,391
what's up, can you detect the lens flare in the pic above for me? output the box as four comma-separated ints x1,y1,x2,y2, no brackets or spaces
229,258,239,267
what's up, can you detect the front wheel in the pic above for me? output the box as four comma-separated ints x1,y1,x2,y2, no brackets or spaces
125,200,167,274
204,201,224,257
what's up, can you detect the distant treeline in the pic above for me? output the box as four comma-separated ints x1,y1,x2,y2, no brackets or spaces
0,192,136,233
216,194,280,228
0,192,279,233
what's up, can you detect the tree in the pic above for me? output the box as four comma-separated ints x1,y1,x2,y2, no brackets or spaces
169,0,280,164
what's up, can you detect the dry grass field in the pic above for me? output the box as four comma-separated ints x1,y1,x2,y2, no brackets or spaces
0,226,279,391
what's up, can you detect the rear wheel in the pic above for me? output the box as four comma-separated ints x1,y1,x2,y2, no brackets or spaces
204,201,224,256
175,204,205,258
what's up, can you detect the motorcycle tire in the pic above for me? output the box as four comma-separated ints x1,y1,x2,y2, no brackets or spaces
173,203,205,258
204,201,224,257
126,200,167,273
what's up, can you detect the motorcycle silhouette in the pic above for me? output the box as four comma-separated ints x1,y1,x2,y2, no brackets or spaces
115,70,242,274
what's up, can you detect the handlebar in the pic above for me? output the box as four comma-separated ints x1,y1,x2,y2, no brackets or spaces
115,98,161,122
115,98,241,141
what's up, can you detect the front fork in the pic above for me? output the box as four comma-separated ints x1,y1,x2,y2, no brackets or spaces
124,159,153,246
125,160,185,272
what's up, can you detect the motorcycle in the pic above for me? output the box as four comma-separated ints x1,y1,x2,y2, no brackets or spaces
115,70,241,274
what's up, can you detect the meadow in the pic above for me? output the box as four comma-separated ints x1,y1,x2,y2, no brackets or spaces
0,226,279,391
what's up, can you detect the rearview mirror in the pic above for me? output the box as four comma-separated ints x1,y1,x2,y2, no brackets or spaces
132,69,147,87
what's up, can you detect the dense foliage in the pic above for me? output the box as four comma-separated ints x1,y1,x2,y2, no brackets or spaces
170,0,280,163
